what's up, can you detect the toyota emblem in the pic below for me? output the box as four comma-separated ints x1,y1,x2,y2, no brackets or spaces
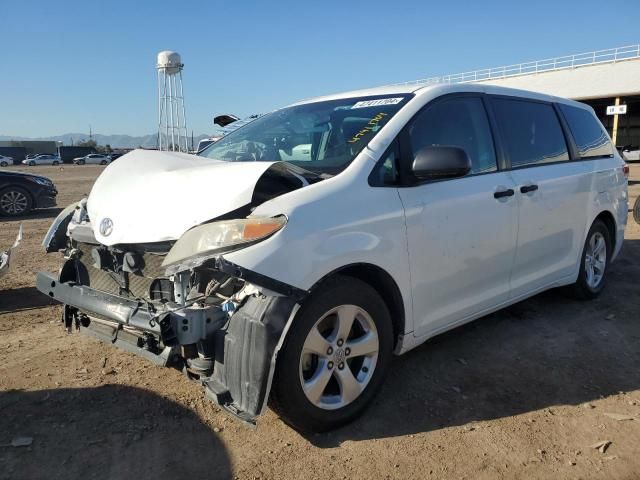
99,217,114,236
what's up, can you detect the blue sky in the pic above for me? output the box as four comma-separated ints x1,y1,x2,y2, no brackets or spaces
1,0,639,137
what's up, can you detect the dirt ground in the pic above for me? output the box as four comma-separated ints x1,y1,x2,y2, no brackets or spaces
0,163,639,480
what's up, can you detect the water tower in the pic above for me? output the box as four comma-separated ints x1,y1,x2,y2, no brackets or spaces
157,51,188,152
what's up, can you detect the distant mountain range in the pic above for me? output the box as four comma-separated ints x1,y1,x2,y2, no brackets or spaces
0,133,211,149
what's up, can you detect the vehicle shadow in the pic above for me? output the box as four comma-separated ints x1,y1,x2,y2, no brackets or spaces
1,207,63,222
306,239,640,447
0,385,232,480
0,287,55,314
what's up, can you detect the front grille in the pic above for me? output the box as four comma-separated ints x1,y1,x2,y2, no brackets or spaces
75,243,168,300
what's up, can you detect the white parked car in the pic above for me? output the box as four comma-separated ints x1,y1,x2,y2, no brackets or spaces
22,154,61,166
38,84,627,431
0,155,13,167
73,153,111,165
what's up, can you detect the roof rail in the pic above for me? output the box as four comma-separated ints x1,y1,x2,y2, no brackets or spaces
394,44,640,87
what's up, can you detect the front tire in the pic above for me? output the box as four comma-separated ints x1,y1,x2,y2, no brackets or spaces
270,275,393,432
28,161,35,166
100,160,107,165
0,187,32,216
52,161,59,166
0,161,7,167
570,220,611,299
633,197,640,225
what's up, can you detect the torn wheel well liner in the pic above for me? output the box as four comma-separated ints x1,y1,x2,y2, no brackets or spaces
207,294,298,418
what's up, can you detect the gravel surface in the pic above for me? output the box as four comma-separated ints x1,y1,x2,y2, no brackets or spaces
1,163,639,480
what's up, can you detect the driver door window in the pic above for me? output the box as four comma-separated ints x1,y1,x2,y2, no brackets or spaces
408,96,497,176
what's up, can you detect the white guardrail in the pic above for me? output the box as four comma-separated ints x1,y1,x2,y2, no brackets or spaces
396,44,640,86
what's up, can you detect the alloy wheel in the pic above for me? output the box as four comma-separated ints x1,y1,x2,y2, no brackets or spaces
585,231,606,289
0,190,29,215
299,304,379,410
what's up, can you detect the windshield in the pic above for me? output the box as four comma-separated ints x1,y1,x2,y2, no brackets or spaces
198,94,411,175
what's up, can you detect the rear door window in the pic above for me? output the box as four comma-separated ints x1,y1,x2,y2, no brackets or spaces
558,104,613,159
491,98,569,168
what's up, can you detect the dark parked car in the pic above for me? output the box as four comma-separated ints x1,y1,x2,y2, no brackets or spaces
0,170,57,216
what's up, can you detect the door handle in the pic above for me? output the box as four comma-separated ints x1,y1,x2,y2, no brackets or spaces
520,184,539,194
493,188,515,199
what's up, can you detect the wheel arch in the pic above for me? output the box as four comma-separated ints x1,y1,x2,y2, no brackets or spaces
593,210,617,247
308,263,406,349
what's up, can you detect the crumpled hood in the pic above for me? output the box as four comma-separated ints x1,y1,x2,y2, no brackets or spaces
87,149,276,246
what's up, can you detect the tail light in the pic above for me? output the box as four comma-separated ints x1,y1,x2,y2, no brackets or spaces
623,163,630,179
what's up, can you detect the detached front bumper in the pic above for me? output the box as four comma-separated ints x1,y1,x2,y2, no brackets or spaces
36,262,302,424
36,271,159,333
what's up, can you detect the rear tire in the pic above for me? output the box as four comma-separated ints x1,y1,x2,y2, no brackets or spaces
570,220,611,299
633,197,640,225
270,275,393,432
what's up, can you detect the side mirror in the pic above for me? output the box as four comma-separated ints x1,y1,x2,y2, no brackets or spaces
411,145,471,181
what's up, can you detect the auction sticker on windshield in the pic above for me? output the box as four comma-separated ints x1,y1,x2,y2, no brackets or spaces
351,98,404,109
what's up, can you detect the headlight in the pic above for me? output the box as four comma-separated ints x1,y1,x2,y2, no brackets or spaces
29,176,53,186
162,216,287,272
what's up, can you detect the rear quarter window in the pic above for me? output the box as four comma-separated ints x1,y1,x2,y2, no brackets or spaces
558,104,613,159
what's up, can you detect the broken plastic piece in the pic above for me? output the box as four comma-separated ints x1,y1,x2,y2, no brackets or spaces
0,225,23,278
590,440,612,453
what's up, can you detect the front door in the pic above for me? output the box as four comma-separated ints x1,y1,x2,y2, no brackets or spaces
397,95,519,338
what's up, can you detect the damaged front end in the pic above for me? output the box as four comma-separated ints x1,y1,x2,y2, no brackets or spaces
37,196,305,424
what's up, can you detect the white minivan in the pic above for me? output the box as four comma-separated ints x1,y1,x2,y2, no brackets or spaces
38,84,628,431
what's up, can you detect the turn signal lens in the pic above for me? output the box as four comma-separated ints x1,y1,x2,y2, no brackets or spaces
243,220,285,240
162,216,287,269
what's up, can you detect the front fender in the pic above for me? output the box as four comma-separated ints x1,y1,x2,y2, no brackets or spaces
223,183,414,336
42,201,80,252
